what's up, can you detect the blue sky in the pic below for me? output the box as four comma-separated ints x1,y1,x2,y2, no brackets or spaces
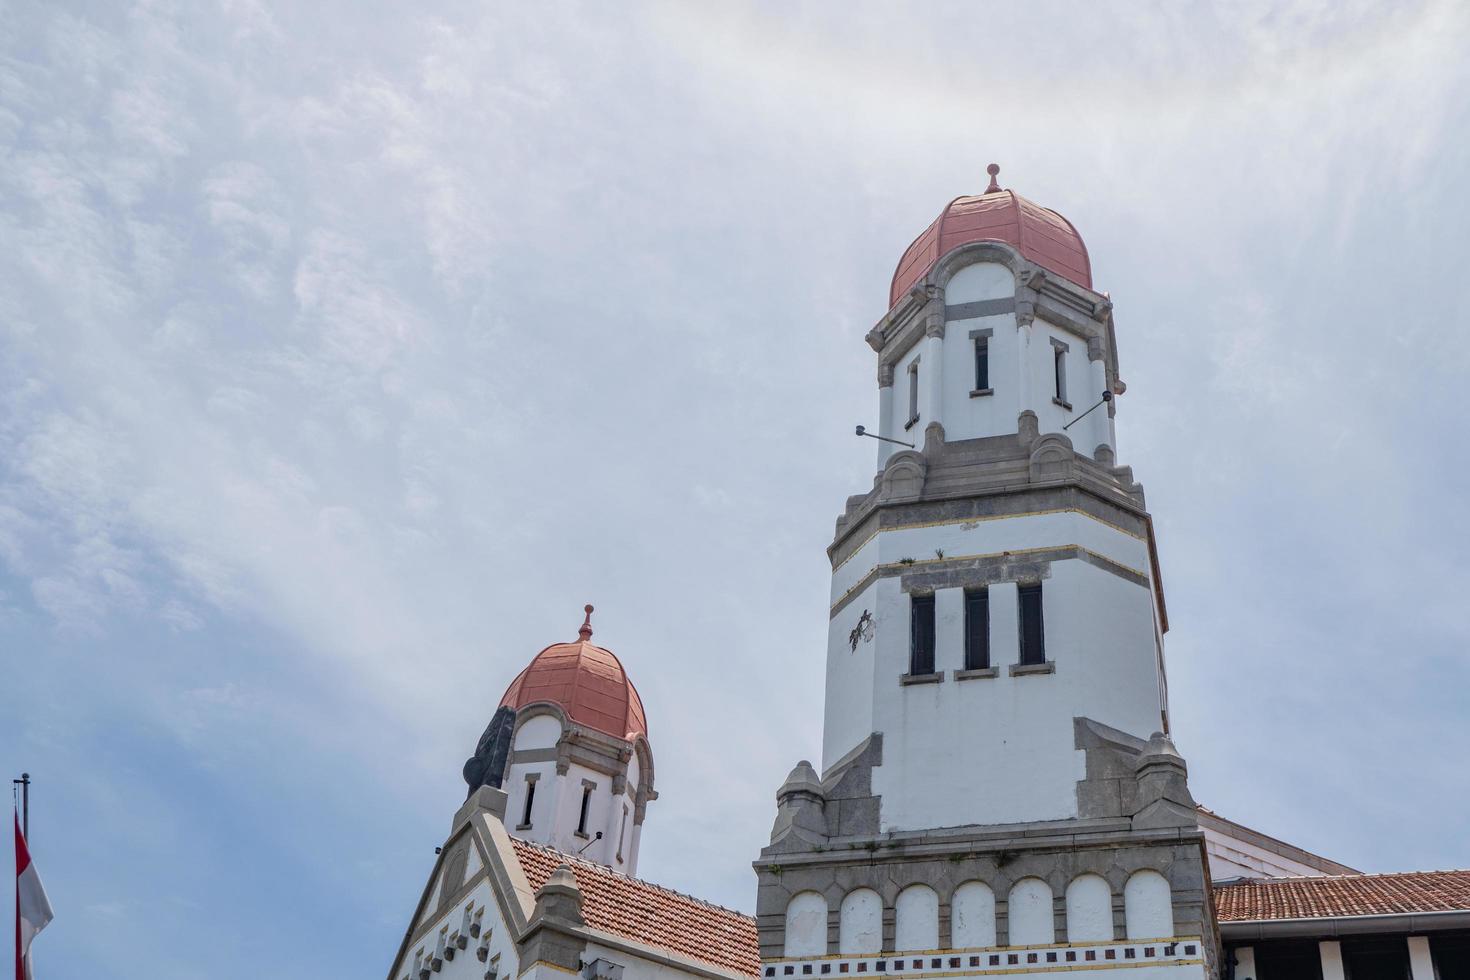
3,2,1469,977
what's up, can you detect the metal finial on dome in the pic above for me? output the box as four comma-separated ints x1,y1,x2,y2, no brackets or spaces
985,163,1002,194
578,604,594,640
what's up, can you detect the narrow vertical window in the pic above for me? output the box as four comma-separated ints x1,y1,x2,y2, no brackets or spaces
906,358,920,428
974,337,989,391
1051,338,1069,407
519,775,537,828
1018,583,1046,665
576,782,594,836
964,588,990,670
617,804,629,862
909,593,936,675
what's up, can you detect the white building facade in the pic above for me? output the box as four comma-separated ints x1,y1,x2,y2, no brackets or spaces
387,169,1470,980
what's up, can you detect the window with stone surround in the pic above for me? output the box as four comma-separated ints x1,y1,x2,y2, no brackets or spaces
973,334,989,392
964,588,989,670
576,780,595,837
906,358,921,429
519,773,537,829
1018,583,1045,665
1051,337,1070,408
909,594,936,675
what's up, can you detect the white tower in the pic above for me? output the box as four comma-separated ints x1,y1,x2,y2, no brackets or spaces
756,167,1217,978
474,605,656,874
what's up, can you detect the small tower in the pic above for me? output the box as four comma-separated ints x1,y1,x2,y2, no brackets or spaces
755,167,1218,977
466,606,657,874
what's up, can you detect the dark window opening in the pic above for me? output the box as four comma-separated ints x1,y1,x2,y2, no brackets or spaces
1248,940,1323,980
576,785,593,835
1342,938,1411,980
909,594,935,675
1053,347,1067,403
1018,583,1045,665
974,339,989,391
1432,934,1470,978
520,780,536,827
964,589,989,670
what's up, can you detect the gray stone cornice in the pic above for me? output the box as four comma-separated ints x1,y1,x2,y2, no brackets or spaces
752,820,1203,871
828,433,1150,568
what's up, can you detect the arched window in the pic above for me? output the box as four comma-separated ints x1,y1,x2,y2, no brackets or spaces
839,888,883,955
1064,874,1113,942
1007,878,1055,946
784,891,828,957
951,881,996,949
1123,870,1173,940
894,884,939,952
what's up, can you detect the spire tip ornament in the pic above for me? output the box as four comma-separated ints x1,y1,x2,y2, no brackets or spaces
579,603,594,640
985,162,1002,193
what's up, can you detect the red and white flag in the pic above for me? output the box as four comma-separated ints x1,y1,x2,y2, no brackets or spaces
14,812,53,980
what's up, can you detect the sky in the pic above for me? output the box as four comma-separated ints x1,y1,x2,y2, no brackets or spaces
2,1,1469,977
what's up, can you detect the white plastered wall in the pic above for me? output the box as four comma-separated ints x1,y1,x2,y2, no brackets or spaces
1007,878,1056,946
880,260,1112,451
939,262,1017,443
894,884,940,952
1123,871,1174,940
824,511,1165,829
784,892,829,957
824,577,879,765
839,888,883,954
1033,320,1106,451
502,717,643,873
1065,874,1114,942
399,877,517,980
888,343,925,443
951,881,996,949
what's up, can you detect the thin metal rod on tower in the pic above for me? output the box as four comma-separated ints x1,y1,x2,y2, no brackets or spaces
1061,391,1112,431
854,425,915,449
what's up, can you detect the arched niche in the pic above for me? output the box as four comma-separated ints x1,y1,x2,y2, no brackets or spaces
951,881,996,949
1064,874,1113,942
1123,870,1173,940
944,260,1015,305
1007,878,1055,946
894,884,939,952
784,891,828,957
838,888,883,955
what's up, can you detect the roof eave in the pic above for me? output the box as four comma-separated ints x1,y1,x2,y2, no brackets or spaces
1220,908,1470,941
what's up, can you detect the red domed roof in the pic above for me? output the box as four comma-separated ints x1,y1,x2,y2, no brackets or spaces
889,165,1092,309
499,606,648,742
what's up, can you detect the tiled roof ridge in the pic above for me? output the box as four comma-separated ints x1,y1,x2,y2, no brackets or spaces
1217,868,1470,886
513,837,754,920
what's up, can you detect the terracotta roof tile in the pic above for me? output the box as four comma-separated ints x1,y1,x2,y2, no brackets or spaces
1214,870,1470,921
501,638,649,742
511,838,759,977
889,188,1092,309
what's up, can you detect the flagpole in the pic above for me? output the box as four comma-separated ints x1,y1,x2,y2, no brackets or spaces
10,774,26,842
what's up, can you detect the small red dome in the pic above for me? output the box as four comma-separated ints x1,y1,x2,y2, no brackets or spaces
499,606,648,742
890,167,1092,309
